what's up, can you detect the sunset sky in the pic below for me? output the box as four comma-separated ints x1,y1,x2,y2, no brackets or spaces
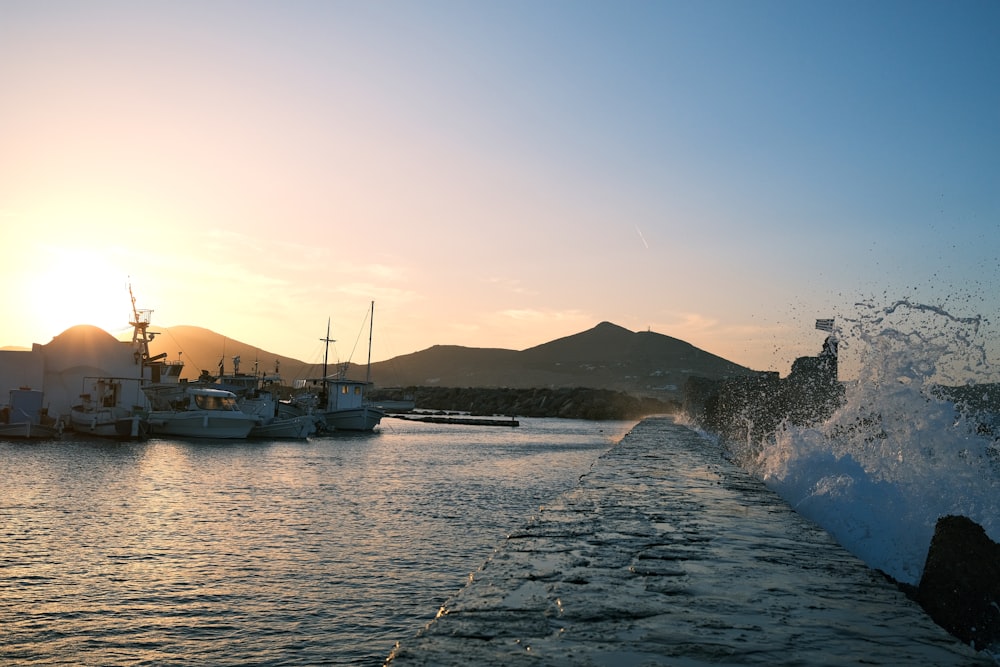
2,1,997,378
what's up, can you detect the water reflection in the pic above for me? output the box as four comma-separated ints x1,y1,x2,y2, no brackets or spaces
0,418,630,665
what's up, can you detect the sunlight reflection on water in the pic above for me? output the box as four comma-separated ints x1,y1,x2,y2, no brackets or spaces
0,417,633,665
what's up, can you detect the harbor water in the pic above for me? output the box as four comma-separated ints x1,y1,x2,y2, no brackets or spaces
0,418,633,665
4,411,995,665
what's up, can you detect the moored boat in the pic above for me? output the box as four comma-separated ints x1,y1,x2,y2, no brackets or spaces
146,386,260,439
317,378,385,432
217,358,317,439
69,377,148,440
311,304,384,433
0,388,62,439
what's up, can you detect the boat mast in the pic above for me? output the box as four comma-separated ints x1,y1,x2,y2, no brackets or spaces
366,301,374,385
128,281,153,364
319,318,334,403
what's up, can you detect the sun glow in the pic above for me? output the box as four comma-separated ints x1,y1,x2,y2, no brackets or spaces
13,246,134,344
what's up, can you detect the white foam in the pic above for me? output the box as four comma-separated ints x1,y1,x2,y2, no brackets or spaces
744,299,1000,585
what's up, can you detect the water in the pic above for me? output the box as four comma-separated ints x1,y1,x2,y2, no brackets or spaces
0,418,635,666
722,298,1000,588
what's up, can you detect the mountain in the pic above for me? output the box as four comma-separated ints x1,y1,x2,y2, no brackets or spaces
142,321,754,397
143,325,321,384
370,322,753,396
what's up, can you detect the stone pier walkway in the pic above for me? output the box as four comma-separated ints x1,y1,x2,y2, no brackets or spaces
386,418,990,666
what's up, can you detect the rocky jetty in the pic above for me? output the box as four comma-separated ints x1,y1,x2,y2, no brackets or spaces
681,349,843,448
917,515,1000,649
680,347,1000,655
369,386,678,421
387,419,987,665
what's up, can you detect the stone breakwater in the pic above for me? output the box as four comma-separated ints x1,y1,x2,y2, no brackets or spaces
386,418,988,666
370,386,678,421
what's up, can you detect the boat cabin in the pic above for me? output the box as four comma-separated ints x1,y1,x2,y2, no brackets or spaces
324,379,370,412
188,387,243,411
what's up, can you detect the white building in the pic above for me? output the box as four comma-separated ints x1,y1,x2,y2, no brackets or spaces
0,326,148,421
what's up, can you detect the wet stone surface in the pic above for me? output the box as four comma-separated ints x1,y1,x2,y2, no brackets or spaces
386,417,990,666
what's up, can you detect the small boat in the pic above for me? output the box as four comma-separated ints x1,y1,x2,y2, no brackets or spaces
373,396,416,413
312,304,384,433
69,377,148,440
129,285,259,439
0,388,62,439
317,377,385,432
216,358,317,439
146,386,260,439
247,413,316,439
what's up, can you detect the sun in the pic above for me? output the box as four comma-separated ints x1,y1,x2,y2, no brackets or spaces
25,247,134,341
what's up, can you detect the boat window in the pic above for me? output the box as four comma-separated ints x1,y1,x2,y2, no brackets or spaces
341,386,349,395
354,387,361,395
195,394,239,411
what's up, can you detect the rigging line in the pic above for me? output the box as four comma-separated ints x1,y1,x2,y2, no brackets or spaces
288,336,332,385
346,304,373,366
162,328,203,376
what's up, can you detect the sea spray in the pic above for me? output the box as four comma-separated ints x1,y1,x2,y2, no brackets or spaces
740,298,999,585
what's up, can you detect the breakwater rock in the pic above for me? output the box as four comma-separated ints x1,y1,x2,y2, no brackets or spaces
681,352,843,449
386,418,986,665
918,515,1000,649
681,353,1000,654
370,386,678,421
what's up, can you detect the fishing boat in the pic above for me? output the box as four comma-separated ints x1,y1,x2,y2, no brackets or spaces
127,285,258,438
69,377,148,439
146,386,260,439
0,388,63,439
216,357,317,439
318,375,385,432
313,303,384,433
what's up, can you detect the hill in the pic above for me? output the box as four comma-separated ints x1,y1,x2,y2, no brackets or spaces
141,321,754,398
142,325,322,385
370,322,753,396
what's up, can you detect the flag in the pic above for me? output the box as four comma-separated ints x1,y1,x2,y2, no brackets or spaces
815,318,835,332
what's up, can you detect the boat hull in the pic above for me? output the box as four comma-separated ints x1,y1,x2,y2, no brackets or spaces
319,406,385,432
0,422,62,439
147,411,258,439
249,415,317,439
70,408,148,440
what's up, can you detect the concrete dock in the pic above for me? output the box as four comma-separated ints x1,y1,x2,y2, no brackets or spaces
386,417,990,666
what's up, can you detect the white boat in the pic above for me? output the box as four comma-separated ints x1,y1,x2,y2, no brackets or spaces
129,286,260,439
0,388,63,439
217,358,317,439
146,386,260,439
318,377,385,432
248,413,316,439
313,304,384,433
373,397,416,413
69,377,148,439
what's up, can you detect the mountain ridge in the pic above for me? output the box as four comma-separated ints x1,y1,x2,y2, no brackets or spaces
124,320,755,397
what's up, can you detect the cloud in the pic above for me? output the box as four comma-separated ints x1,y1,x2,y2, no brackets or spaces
664,312,719,332
486,276,536,296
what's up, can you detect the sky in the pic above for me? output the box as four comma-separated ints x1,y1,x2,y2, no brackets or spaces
2,0,998,379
